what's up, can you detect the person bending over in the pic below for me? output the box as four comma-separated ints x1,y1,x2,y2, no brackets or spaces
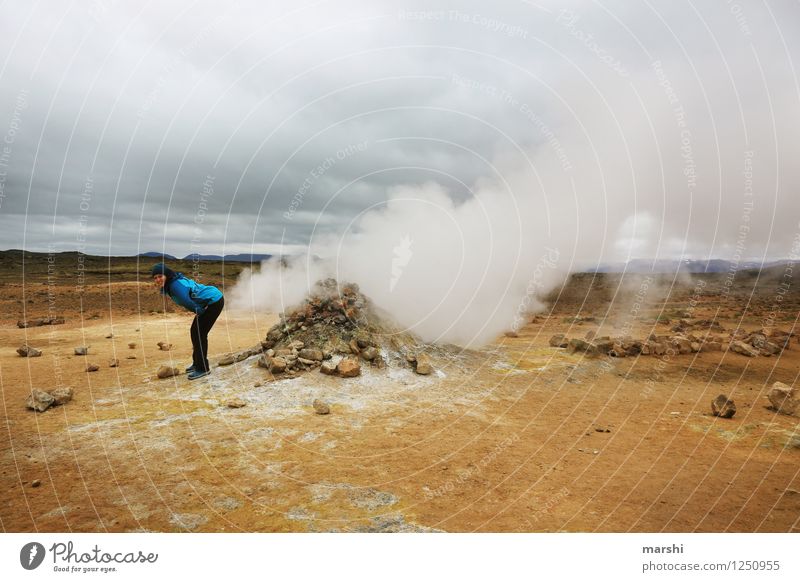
150,262,224,380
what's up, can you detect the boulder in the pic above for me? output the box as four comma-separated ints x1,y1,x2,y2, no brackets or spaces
26,389,54,412
711,394,736,419
549,334,568,348
298,348,324,361
17,345,42,357
313,399,330,415
74,346,89,356
156,365,180,379
415,353,434,375
86,364,100,372
336,358,361,377
50,387,74,406
768,382,799,416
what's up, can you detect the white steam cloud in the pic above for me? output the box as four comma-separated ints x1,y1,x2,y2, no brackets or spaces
228,2,800,348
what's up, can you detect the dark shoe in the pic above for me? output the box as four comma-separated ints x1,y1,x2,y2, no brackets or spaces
185,365,196,373
187,369,210,380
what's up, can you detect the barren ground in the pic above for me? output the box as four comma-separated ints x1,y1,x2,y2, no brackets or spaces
1,257,799,532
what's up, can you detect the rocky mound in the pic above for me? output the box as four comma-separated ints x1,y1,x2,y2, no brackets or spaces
550,326,795,359
225,279,435,377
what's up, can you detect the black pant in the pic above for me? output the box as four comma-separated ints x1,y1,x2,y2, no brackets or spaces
190,297,224,372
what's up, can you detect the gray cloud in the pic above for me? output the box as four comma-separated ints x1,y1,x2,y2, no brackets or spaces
1,0,799,263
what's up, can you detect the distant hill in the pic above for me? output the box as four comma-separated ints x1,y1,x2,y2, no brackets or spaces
138,252,272,263
138,251,177,260
180,253,273,263
589,259,790,274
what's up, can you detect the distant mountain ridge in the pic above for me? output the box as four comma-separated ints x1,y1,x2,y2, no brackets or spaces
589,258,791,273
139,252,272,263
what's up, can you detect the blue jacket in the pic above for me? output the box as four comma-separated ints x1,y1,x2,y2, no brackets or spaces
162,274,223,315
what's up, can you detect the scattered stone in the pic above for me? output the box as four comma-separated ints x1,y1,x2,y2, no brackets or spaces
86,364,100,372
768,382,799,416
74,346,89,356
730,340,759,358
336,357,361,377
584,330,596,341
16,345,42,357
313,399,330,415
105,333,113,339
504,330,519,338
50,387,74,406
17,316,65,328
360,346,378,361
156,365,180,379
253,382,262,388
549,334,569,348
298,357,318,366
128,342,136,349
126,355,136,359
31,479,41,488
298,348,324,361
594,427,611,433
711,394,737,419
157,342,172,351
320,361,337,375
225,398,247,409
269,356,288,374
109,358,119,368
218,353,236,366
26,389,55,412
567,338,597,355
414,353,434,375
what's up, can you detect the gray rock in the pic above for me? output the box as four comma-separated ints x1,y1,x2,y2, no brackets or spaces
414,353,434,375
156,365,180,379
50,387,74,406
360,346,378,361
298,348,324,361
74,346,89,356
313,399,330,415
17,345,42,357
320,361,337,375
730,340,759,357
711,394,736,419
769,381,799,416
269,357,288,374
26,389,54,412
549,334,568,348
217,353,236,366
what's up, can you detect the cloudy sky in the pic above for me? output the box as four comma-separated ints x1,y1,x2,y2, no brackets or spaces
1,0,798,264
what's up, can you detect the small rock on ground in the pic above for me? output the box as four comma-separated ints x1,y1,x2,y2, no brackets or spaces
711,394,736,419
313,399,330,414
